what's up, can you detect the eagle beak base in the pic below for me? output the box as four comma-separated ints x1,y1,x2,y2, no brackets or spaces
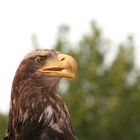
39,54,77,79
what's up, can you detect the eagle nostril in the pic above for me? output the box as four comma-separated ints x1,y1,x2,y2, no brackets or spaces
60,58,65,61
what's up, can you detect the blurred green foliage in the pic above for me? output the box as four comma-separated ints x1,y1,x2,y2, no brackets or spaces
1,22,140,140
0,114,7,140
54,23,140,140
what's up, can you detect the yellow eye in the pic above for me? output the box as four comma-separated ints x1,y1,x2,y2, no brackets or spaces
35,55,47,64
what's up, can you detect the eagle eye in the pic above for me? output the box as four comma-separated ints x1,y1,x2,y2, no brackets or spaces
35,55,47,64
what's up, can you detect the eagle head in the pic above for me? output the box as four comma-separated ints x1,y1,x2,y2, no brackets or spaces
15,49,77,90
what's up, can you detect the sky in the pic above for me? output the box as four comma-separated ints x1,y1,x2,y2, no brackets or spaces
0,0,140,113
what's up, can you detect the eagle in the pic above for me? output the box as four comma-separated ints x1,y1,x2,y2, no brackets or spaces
3,49,77,140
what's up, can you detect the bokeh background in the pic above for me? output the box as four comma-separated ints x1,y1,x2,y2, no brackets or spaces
1,0,140,140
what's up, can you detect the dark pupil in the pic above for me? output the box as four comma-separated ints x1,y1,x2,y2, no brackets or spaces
36,56,46,64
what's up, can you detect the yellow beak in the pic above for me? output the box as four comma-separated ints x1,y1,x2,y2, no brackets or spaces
39,54,77,78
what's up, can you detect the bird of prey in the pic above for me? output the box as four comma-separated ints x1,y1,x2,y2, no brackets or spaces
3,49,77,140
